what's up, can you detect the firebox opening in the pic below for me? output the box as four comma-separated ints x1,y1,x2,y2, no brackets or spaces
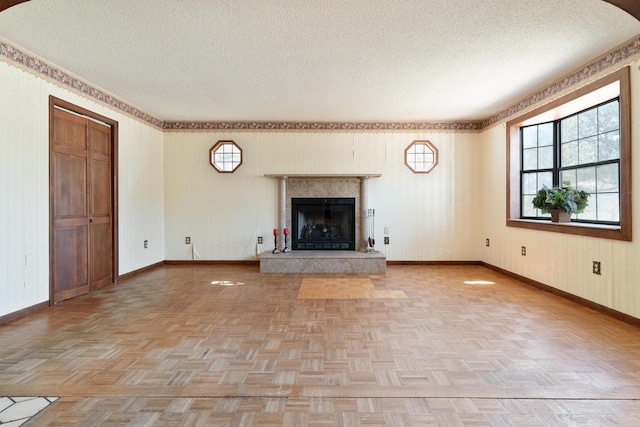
291,198,355,250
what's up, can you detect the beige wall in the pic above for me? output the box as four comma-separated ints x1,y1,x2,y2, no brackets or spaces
0,61,165,318
163,131,482,261
479,60,640,319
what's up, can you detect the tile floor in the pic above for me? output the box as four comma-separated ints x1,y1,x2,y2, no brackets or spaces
0,397,58,426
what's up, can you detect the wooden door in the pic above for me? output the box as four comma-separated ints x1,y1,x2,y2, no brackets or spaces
51,105,114,303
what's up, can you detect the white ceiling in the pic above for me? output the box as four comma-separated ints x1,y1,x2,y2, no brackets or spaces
1,0,639,123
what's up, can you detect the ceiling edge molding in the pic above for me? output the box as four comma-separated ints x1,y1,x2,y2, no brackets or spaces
0,37,164,129
603,0,640,21
2,34,640,134
161,121,483,133
480,34,640,129
0,0,28,13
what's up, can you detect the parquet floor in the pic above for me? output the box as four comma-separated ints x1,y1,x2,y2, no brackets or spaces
2,264,640,426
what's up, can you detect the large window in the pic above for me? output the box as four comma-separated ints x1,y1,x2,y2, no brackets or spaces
521,98,620,224
507,67,631,241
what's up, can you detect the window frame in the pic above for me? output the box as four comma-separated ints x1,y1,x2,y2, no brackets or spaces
506,66,631,241
404,140,438,174
209,140,243,173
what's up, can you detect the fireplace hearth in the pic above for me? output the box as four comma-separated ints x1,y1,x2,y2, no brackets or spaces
292,198,355,250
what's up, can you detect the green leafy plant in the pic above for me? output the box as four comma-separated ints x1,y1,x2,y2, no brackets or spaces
532,182,590,214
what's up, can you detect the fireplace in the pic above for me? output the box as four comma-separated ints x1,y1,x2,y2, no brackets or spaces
291,198,356,250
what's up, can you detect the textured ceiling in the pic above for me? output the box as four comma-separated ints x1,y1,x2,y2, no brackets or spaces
0,1,639,123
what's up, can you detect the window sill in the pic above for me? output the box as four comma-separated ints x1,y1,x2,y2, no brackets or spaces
507,218,629,241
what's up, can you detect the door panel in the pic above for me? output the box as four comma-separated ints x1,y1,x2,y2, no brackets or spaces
53,112,87,150
54,225,89,301
89,121,110,156
90,153,111,217
89,121,113,290
91,222,112,289
90,156,112,289
53,152,87,218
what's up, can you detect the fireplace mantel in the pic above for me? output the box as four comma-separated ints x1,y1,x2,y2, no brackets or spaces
265,174,381,252
264,174,381,178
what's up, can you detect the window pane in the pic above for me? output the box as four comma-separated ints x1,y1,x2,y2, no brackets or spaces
561,115,578,143
522,173,538,195
561,141,578,167
576,167,596,194
597,163,619,192
560,169,577,188
598,100,619,133
522,148,538,170
578,136,597,164
596,193,619,222
599,130,619,161
539,172,552,189
578,109,597,139
522,126,537,149
579,202,597,221
538,123,553,146
522,195,537,217
538,146,553,169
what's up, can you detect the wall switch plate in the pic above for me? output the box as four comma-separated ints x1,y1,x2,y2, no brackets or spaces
384,227,389,235
185,237,191,244
486,238,490,247
257,236,263,244
593,261,601,275
384,236,390,245
521,246,526,256
144,240,148,249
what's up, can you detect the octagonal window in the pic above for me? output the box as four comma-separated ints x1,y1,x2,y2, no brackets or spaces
405,140,438,173
210,140,242,173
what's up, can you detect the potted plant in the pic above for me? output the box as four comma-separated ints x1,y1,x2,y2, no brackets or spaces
532,182,590,223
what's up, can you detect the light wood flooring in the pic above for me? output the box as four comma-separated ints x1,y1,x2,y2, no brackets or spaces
2,264,640,426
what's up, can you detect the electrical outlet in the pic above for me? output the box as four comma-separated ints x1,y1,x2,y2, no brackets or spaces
486,238,490,247
258,236,263,244
384,236,390,245
144,240,148,249
593,261,601,275
521,246,526,256
185,237,191,244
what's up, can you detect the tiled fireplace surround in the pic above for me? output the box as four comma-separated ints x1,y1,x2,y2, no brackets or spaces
259,174,386,273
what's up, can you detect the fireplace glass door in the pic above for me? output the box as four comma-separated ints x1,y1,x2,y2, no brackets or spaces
291,198,355,250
